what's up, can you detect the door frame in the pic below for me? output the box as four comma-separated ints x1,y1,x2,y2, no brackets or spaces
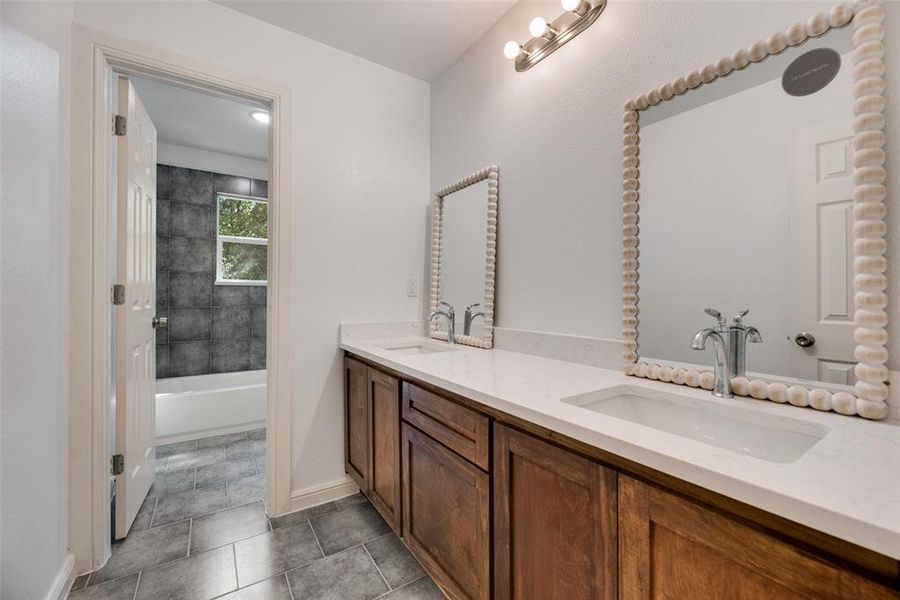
69,24,295,573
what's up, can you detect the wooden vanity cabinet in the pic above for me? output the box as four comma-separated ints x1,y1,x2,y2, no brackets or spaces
343,356,402,532
618,475,897,600
493,424,618,600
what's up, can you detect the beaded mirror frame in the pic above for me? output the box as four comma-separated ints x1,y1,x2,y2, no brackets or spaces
621,1,890,419
430,165,499,349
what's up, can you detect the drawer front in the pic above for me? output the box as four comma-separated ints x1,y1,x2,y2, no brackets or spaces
402,383,490,470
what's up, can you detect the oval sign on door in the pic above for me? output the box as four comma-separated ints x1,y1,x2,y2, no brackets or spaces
782,48,841,97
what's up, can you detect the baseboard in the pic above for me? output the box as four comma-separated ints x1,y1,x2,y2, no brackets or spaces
278,477,359,516
47,552,75,600
155,421,265,446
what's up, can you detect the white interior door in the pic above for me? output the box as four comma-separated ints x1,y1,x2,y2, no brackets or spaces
114,77,158,538
790,118,857,384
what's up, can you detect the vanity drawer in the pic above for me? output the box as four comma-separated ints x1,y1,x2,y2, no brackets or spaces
402,383,490,471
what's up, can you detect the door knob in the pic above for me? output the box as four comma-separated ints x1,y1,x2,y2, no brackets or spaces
152,316,168,329
794,332,815,348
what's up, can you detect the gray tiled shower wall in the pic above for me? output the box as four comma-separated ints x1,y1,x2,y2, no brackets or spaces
156,164,268,379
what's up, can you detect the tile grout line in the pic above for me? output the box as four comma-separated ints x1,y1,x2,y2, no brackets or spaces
131,571,142,600
307,519,327,560
283,572,296,600
363,543,392,592
232,543,240,589
373,576,429,600
186,517,194,556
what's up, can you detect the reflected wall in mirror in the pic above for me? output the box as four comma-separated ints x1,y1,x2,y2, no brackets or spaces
621,2,890,419
430,165,498,348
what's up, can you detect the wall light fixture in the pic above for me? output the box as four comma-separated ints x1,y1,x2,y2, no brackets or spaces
504,0,606,72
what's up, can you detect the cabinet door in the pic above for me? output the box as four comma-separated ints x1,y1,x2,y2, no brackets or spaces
368,368,402,533
618,476,896,600
402,424,490,600
494,424,618,600
344,357,369,492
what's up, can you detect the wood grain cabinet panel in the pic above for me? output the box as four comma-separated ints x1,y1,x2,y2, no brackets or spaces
493,424,618,600
618,475,898,600
402,423,490,600
344,357,369,493
368,368,402,533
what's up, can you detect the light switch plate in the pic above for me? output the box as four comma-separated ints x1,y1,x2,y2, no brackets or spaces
406,279,418,297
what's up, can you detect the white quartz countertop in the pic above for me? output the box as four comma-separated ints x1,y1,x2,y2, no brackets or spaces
340,336,900,560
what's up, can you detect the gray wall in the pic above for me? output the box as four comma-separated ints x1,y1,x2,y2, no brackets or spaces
156,164,268,378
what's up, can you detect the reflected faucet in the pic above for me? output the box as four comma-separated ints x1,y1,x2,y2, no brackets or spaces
463,303,484,336
691,327,733,398
429,309,455,344
728,309,763,377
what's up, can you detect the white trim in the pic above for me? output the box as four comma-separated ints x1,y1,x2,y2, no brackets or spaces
429,165,499,349
47,552,75,600
155,422,266,446
69,24,295,572
281,477,360,515
621,0,890,420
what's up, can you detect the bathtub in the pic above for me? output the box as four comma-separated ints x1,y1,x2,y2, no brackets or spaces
155,370,267,445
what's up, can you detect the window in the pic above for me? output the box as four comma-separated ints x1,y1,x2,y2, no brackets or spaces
216,194,268,285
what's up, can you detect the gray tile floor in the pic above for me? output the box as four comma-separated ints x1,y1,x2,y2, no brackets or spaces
69,430,443,600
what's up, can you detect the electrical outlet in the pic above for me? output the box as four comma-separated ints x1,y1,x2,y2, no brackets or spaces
406,279,418,297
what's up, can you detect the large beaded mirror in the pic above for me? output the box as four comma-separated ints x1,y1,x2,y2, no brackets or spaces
430,166,499,348
621,1,890,419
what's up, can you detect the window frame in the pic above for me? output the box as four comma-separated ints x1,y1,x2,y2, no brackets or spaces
215,192,269,286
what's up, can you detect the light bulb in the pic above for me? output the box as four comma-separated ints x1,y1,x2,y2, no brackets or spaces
250,110,270,124
561,0,580,10
529,17,549,37
503,41,522,60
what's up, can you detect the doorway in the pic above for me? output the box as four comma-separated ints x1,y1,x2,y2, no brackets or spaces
69,25,295,575
110,72,272,539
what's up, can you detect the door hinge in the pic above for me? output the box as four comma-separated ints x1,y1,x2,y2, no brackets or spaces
112,284,126,305
113,114,127,136
111,454,125,476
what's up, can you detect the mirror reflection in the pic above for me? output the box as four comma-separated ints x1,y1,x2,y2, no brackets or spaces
440,179,489,339
637,26,856,388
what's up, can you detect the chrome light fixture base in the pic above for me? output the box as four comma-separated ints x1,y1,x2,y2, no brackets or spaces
514,0,606,72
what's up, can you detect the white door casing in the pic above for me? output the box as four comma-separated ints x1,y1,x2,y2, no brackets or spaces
114,77,157,538
790,118,857,385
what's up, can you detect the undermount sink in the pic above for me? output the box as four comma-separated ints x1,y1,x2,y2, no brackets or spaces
562,385,829,464
377,341,459,356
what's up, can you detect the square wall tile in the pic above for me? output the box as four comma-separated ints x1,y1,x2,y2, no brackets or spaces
157,200,170,237
213,285,249,307
157,164,171,199
248,286,266,307
212,339,250,373
214,173,251,196
156,235,169,273
170,167,214,205
250,179,267,199
156,344,169,379
169,341,210,377
156,272,169,309
169,237,215,273
169,308,211,341
170,202,214,239
249,338,266,370
212,307,250,340
250,307,266,338
169,271,213,308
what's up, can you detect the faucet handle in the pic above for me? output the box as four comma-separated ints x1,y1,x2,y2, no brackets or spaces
704,308,727,328
733,309,750,324
465,302,481,315
438,301,455,316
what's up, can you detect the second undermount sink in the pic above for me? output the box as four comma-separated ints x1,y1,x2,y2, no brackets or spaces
377,340,459,356
562,385,829,464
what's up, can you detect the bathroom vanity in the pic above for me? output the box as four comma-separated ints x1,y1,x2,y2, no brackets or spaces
342,339,899,599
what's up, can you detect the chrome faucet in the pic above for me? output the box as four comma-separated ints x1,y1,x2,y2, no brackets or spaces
463,303,484,336
429,308,455,344
691,326,733,398
727,309,762,377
